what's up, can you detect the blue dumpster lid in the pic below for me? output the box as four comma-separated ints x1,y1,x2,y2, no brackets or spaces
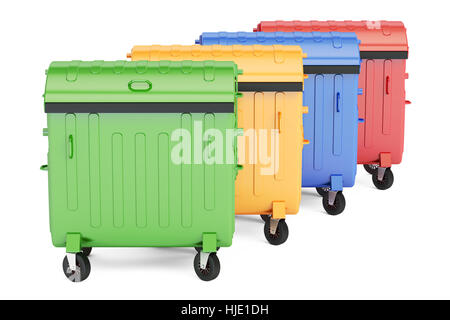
196,31,361,74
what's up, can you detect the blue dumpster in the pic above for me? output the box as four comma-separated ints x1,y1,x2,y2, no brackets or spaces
196,31,362,215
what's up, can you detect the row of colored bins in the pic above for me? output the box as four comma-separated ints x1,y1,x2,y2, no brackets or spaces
43,61,241,282
42,20,409,283
196,31,362,215
254,21,410,189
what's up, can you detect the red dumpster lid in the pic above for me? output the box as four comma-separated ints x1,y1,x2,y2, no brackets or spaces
254,21,408,58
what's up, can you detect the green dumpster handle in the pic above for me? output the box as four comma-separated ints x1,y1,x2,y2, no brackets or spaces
40,165,48,171
68,135,74,159
128,80,152,92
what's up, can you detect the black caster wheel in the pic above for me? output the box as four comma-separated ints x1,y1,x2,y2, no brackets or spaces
372,167,394,190
62,253,91,283
194,252,221,281
364,164,379,175
195,247,220,253
81,247,92,257
323,191,346,216
260,214,271,223
264,219,289,246
316,187,329,197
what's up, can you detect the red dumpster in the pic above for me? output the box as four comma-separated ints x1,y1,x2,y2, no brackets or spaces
255,21,409,190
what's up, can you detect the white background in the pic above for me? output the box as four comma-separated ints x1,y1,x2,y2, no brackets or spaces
0,0,448,300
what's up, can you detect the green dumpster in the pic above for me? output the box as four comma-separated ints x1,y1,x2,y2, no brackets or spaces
42,60,240,282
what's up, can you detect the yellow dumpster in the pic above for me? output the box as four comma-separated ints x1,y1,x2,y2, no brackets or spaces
129,45,307,245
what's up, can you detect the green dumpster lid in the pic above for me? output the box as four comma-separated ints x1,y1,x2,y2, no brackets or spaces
44,60,238,113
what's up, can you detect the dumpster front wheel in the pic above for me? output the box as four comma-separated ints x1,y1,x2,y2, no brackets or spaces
372,167,394,190
62,253,91,283
260,214,271,223
264,219,289,245
323,191,346,216
194,252,220,281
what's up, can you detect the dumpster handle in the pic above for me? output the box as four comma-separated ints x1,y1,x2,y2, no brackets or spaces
336,92,341,112
68,134,74,159
277,112,282,133
128,80,152,92
40,165,48,171
386,76,390,95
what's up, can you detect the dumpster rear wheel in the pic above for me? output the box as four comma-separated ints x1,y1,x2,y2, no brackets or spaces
62,253,91,283
260,214,271,223
194,252,220,281
264,219,289,245
372,167,394,190
364,164,379,175
195,247,220,253
81,247,92,257
316,187,330,197
323,191,346,216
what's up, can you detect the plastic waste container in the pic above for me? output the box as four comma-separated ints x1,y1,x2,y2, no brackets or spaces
42,60,240,282
128,45,307,245
196,31,362,215
255,21,409,190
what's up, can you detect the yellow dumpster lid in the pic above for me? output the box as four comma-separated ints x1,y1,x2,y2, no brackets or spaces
128,45,306,87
